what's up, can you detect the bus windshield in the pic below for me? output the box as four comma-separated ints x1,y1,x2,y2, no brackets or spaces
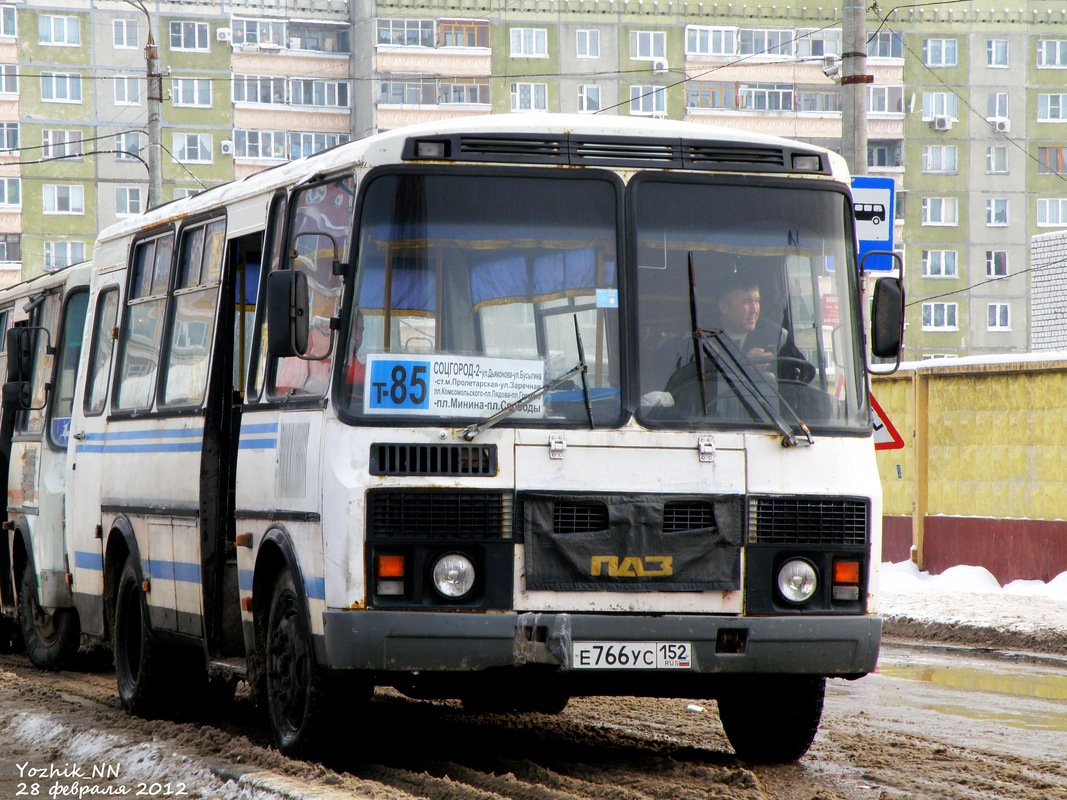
341,170,622,425
632,177,869,432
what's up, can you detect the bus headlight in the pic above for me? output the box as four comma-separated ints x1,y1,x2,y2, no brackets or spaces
777,559,818,604
431,553,475,599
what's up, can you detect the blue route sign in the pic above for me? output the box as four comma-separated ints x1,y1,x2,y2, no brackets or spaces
851,176,896,272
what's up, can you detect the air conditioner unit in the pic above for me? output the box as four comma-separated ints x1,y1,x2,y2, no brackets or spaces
216,27,231,43
289,37,302,50
220,139,234,156
994,118,1010,133
933,115,952,131
651,58,668,74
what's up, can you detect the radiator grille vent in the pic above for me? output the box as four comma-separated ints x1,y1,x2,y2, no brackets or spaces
664,500,716,533
553,500,609,534
368,490,510,539
369,443,497,477
748,496,868,545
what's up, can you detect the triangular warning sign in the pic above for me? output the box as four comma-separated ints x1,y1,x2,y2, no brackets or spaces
870,392,904,450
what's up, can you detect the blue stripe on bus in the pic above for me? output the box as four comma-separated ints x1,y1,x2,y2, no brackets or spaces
305,576,325,600
239,422,279,450
82,427,204,441
238,438,277,450
238,569,253,592
241,423,279,434
77,442,203,453
146,559,202,583
74,550,103,571
76,426,206,454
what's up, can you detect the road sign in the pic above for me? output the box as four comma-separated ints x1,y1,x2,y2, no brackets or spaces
870,392,904,450
852,176,896,272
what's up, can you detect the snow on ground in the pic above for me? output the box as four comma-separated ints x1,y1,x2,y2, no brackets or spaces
879,560,1067,641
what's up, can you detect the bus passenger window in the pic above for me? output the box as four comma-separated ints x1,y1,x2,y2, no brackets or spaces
85,289,119,415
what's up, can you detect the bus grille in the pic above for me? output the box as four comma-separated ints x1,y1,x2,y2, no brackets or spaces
664,500,716,533
747,496,868,545
368,490,511,539
552,500,610,534
369,443,497,477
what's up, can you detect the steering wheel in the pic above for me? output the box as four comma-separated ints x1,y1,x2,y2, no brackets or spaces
776,356,816,384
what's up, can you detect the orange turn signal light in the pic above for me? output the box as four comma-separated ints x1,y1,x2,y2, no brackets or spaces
833,560,860,584
377,554,405,579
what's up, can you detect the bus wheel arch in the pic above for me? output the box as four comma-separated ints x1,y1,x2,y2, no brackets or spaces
102,520,138,642
12,524,79,670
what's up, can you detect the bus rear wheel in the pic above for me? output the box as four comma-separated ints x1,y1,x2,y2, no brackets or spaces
717,675,825,764
18,565,79,670
114,560,168,718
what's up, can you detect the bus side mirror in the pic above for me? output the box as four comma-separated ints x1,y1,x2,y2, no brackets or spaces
266,270,310,358
870,276,904,360
6,326,33,383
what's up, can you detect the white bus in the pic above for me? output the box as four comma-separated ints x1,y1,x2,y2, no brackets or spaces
13,114,904,763
0,261,91,667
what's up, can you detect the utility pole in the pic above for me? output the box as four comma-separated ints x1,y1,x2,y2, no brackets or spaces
124,0,164,209
840,0,871,177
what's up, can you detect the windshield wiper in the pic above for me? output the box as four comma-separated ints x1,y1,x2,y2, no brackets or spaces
686,253,812,448
462,316,593,441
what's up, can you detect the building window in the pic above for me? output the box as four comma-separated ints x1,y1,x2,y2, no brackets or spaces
1037,40,1067,67
867,31,903,59
1038,94,1067,121
233,75,286,105
511,82,548,112
987,39,1008,67
796,85,839,112
986,198,1008,226
577,29,600,58
868,141,902,168
687,82,735,110
169,21,209,51
987,303,1010,330
868,85,903,114
438,20,488,48
631,30,667,59
986,250,1008,277
114,76,140,105
116,131,140,161
510,28,547,57
739,28,792,57
41,72,83,103
0,177,19,207
288,21,349,53
234,129,287,160
629,85,665,115
796,28,841,58
685,25,736,56
439,79,489,105
114,19,137,48
44,184,85,214
578,84,601,112
921,250,957,278
986,146,1008,174
0,234,20,263
43,130,83,159
1038,146,1067,174
923,38,957,67
290,78,349,108
921,196,958,225
288,131,349,160
376,19,434,47
172,78,212,107
0,6,15,37
1037,197,1067,225
232,17,286,47
39,15,80,46
116,187,142,216
173,133,212,163
739,83,793,111
922,302,958,331
44,241,86,271
0,64,14,94
987,93,1009,120
922,145,958,173
921,92,958,120
379,79,432,105
0,121,16,153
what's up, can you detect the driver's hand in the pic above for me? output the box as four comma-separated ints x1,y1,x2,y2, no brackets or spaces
746,347,775,366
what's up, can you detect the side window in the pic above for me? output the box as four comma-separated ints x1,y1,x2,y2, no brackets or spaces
84,289,120,416
19,293,62,435
46,288,89,448
249,192,287,401
0,306,11,382
116,233,173,410
162,218,224,406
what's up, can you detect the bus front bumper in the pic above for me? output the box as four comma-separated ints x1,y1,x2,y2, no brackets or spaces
322,610,881,677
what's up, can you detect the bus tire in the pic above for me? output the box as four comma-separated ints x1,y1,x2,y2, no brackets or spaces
18,565,79,670
265,567,330,758
717,675,825,764
114,560,168,718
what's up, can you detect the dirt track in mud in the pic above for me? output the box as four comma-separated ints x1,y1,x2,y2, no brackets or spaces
0,623,1065,800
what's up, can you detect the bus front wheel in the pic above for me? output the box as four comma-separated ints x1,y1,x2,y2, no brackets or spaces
717,675,825,764
114,560,168,717
18,565,79,670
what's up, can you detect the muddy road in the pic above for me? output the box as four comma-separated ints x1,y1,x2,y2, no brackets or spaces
1,641,1065,800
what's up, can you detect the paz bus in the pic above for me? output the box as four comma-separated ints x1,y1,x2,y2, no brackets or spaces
2,114,903,763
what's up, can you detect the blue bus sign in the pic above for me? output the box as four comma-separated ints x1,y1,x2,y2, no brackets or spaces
851,176,896,272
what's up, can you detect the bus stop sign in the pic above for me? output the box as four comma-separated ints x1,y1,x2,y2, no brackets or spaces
852,176,895,272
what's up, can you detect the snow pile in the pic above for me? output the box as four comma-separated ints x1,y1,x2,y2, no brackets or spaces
879,560,1067,639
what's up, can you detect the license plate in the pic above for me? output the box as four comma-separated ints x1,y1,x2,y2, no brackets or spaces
572,641,692,669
